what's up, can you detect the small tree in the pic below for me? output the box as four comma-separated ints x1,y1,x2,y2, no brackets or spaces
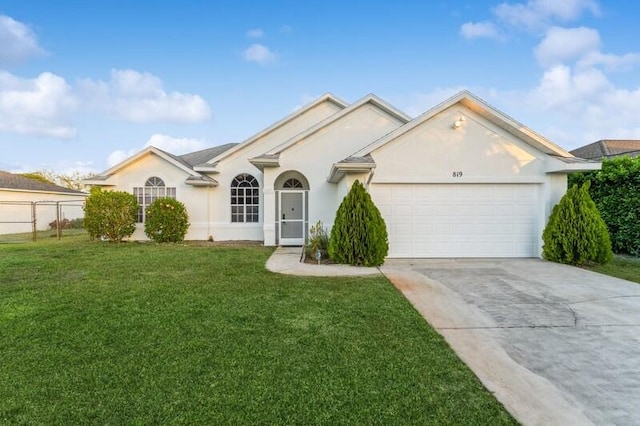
542,182,612,265
144,198,190,243
329,180,388,266
83,188,138,242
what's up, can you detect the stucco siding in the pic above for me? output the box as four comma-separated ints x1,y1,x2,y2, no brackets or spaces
370,105,547,184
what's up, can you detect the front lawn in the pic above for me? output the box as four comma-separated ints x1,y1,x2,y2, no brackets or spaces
587,255,640,284
0,237,515,424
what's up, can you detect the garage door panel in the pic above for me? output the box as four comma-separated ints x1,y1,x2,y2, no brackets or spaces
371,183,539,258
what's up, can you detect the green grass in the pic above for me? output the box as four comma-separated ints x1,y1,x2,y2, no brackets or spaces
0,236,516,425
587,255,640,284
0,228,86,243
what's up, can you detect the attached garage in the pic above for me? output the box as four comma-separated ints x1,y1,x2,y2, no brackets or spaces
371,183,540,258
336,91,601,259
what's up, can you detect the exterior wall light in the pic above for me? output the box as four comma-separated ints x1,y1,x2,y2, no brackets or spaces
452,116,465,129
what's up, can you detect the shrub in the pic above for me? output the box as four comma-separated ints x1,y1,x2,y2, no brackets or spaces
305,220,329,261
69,218,84,229
144,197,190,243
328,180,388,266
542,182,612,265
83,188,138,242
569,156,640,255
49,218,70,230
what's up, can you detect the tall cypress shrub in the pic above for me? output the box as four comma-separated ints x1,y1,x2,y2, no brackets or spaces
329,180,388,266
542,182,612,265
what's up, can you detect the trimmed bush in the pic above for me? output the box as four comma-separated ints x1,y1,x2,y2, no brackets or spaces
329,180,388,266
83,188,138,242
542,182,612,265
570,156,640,255
144,197,190,243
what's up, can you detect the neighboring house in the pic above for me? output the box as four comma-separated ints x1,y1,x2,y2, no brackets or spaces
0,171,88,235
570,140,640,160
85,91,599,258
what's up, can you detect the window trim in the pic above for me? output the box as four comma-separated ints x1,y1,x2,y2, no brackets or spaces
133,176,176,223
231,173,260,223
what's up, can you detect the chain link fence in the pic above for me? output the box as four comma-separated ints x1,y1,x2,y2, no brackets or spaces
0,199,86,243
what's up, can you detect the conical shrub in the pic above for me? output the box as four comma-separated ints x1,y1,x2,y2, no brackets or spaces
328,180,388,266
542,181,612,265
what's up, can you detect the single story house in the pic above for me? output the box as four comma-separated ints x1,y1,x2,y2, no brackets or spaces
570,139,640,160
85,91,599,257
0,171,87,235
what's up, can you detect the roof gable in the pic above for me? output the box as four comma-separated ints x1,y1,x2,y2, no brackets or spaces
353,90,574,159
202,93,349,167
259,94,411,158
93,146,202,180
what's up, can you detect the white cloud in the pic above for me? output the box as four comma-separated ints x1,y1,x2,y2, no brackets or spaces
246,28,264,39
577,51,640,71
526,64,640,147
280,25,293,35
107,150,132,168
145,133,207,154
535,27,600,67
460,21,503,40
79,69,212,123
107,134,207,167
494,0,599,30
0,14,45,65
0,71,77,138
243,43,276,65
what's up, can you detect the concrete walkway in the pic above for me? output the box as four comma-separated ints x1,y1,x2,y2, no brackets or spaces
381,258,640,426
265,246,381,276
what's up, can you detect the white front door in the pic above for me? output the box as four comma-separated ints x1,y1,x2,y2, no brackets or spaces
279,190,305,246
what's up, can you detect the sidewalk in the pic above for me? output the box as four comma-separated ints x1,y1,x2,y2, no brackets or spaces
265,247,381,277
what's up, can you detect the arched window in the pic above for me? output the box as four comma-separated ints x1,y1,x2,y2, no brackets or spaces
283,178,303,189
133,176,176,223
231,173,259,223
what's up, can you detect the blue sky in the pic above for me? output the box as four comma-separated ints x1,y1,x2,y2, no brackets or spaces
1,0,639,175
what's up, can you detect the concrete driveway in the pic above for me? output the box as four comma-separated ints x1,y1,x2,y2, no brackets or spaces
380,258,640,426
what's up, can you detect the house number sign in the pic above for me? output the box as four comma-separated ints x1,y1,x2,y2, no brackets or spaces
452,171,463,177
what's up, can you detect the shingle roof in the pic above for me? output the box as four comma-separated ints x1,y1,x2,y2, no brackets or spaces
337,155,375,164
178,143,238,167
0,171,86,194
570,140,640,160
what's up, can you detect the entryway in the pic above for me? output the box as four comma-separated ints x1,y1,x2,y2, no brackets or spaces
275,171,309,246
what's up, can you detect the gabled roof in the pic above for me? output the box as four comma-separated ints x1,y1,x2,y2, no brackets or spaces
197,93,349,169
352,90,575,159
86,146,202,185
249,94,411,170
85,144,235,187
570,140,640,160
0,171,87,195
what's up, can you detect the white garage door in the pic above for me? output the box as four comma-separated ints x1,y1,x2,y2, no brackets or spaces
371,184,540,258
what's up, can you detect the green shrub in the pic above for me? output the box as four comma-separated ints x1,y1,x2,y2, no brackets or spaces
570,156,640,255
83,188,138,242
49,218,70,230
144,197,190,243
542,182,612,265
328,180,388,266
305,220,329,260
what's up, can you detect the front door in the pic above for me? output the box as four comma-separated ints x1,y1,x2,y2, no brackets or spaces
279,190,305,246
